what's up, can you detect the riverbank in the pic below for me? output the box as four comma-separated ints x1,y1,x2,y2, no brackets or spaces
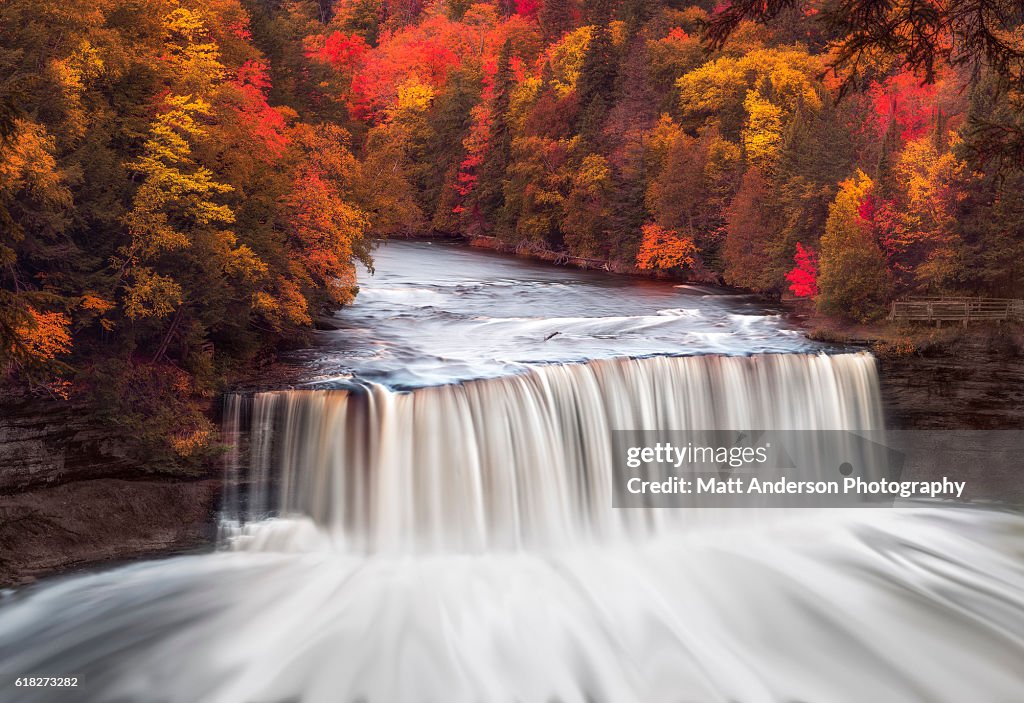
781,308,1024,429
2,240,1022,586
0,386,222,586
426,232,718,282
462,234,723,284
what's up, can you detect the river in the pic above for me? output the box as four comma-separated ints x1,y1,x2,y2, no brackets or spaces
284,240,822,387
2,241,1024,703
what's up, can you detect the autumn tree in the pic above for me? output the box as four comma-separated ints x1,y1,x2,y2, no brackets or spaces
817,171,891,320
562,153,612,257
723,168,783,293
646,118,741,261
502,136,573,247
119,95,240,321
636,223,698,273
882,135,966,292
0,117,73,381
675,48,823,147
785,242,818,298
280,123,371,316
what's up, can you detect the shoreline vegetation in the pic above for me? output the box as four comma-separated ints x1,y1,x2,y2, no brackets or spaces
421,230,1024,360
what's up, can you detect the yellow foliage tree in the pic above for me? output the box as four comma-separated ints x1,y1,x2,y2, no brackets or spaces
163,7,226,94
891,135,966,291
120,94,240,319
545,26,594,97
817,171,891,320
742,90,784,172
676,47,822,160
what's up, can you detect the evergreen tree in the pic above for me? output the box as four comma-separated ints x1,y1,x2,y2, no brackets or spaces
417,69,480,224
473,40,515,229
539,0,574,41
575,14,617,147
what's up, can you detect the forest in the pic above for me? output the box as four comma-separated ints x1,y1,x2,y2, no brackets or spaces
2,0,1023,465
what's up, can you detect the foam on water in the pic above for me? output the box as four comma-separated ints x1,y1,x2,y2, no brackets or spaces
1,509,1023,703
1,243,1022,702
2,353,1024,702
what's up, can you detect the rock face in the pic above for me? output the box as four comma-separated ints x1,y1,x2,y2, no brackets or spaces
878,334,1024,505
0,389,220,586
0,391,134,493
0,479,220,586
879,335,1024,431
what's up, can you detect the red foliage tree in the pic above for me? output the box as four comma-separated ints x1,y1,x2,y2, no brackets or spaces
231,60,290,158
785,242,819,298
515,0,540,19
306,31,370,69
868,71,939,141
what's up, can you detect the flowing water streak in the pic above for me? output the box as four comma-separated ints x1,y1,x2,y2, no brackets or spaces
222,352,884,553
4,352,1024,703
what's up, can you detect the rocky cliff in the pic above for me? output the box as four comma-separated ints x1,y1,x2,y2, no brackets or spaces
0,389,220,586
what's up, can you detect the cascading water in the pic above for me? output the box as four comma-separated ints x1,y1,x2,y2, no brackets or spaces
2,242,1024,703
2,352,1024,702
221,352,884,553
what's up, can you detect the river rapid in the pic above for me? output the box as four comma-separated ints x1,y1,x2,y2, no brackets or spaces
2,241,1024,703
285,240,821,387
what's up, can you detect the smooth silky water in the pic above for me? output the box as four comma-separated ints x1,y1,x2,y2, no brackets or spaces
2,242,1024,703
283,239,823,387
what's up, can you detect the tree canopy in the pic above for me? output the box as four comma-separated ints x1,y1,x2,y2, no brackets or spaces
4,0,1024,464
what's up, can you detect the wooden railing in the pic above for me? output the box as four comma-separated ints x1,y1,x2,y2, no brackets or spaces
889,297,1024,326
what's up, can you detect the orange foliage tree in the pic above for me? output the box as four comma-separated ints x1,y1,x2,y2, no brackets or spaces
635,223,698,272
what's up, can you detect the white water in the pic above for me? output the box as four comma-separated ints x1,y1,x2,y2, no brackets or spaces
2,243,1024,702
3,353,1024,702
286,241,822,387
222,353,883,552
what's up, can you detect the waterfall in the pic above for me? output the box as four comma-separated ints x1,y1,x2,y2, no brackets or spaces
222,352,884,552
6,351,1024,703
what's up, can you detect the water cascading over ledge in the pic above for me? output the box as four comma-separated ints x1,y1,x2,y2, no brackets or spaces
7,351,1024,703
221,352,883,552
